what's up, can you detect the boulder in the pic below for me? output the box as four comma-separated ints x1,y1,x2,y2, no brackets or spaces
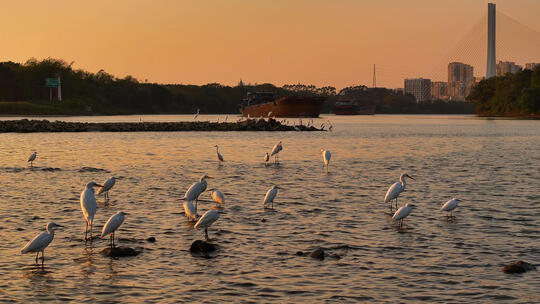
309,248,325,260
502,261,536,274
189,240,217,258
102,247,140,257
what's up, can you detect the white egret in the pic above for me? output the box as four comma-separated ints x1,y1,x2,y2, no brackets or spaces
392,203,415,227
80,181,103,242
263,185,282,209
268,111,273,117
28,151,37,167
96,176,117,200
183,175,213,212
101,211,127,248
183,200,198,221
193,108,200,120
319,149,331,173
225,115,228,122
208,188,225,207
214,145,224,163
270,141,283,164
264,152,270,166
21,222,63,265
194,209,220,240
384,173,416,211
441,198,462,217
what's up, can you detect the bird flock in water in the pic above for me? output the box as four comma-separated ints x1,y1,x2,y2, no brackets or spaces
21,133,462,267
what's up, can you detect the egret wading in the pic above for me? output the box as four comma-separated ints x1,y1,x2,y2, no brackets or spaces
21,222,63,265
441,198,462,218
270,141,283,164
264,152,270,166
193,109,200,120
208,188,225,207
319,149,331,173
194,209,220,241
392,203,415,228
80,181,103,242
263,185,282,209
183,200,198,222
384,173,416,211
214,145,224,163
183,175,213,212
101,211,127,248
28,151,37,167
96,176,117,200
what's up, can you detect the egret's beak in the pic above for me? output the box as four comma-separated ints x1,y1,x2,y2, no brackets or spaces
123,212,130,215
408,176,416,181
276,186,283,189
207,176,214,179
55,224,64,228
95,184,104,187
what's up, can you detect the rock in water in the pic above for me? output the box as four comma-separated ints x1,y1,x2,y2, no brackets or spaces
309,248,325,260
146,237,156,243
189,240,217,258
102,247,140,257
502,261,536,274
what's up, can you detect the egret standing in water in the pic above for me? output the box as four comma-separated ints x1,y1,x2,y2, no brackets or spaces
183,200,198,222
193,108,200,120
270,141,283,164
194,209,220,240
392,203,415,227
183,175,213,212
319,149,331,173
80,181,103,242
214,145,224,163
21,222,63,265
28,151,37,168
384,173,416,211
441,198,462,218
101,211,127,248
264,152,270,166
263,185,282,209
208,188,225,207
97,176,117,200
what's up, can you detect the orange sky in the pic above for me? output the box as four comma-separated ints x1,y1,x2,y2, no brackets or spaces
1,0,539,88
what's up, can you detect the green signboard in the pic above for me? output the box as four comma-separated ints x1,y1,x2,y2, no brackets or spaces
45,78,59,88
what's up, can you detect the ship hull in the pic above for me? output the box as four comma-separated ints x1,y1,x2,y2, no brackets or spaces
241,96,324,118
333,105,375,115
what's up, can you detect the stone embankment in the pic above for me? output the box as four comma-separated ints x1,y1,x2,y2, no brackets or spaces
0,118,323,133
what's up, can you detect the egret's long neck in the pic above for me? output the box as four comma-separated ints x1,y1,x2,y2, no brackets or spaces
400,176,407,187
47,227,55,235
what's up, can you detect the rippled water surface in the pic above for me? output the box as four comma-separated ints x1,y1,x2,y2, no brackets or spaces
0,115,538,303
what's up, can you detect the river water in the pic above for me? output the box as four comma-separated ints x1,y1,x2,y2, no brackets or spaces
0,115,538,303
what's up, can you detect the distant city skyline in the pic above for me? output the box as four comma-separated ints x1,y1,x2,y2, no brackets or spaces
1,0,539,89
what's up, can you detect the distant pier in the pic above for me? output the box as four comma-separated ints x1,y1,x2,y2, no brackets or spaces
0,118,323,133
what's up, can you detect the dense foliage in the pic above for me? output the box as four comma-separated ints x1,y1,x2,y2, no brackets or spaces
328,86,474,114
468,66,540,116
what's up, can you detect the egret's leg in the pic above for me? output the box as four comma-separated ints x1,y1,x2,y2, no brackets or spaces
90,222,93,242
35,252,39,264
205,228,209,241
85,222,88,242
272,201,274,209
195,199,198,213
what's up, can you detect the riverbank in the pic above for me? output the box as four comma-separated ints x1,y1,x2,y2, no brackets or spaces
0,118,322,133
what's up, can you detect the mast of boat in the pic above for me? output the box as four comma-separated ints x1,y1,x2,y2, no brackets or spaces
373,64,376,88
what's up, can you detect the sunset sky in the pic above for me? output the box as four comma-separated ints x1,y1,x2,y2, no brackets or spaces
1,0,539,89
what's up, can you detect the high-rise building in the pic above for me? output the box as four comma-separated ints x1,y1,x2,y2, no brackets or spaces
404,78,431,102
496,61,522,76
447,62,474,101
448,62,474,83
486,3,496,78
431,82,448,100
525,63,540,70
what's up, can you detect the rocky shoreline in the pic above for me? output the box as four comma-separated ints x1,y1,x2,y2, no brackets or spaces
0,118,323,133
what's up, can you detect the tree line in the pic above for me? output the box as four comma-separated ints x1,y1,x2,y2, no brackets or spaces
0,57,476,115
467,66,540,116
